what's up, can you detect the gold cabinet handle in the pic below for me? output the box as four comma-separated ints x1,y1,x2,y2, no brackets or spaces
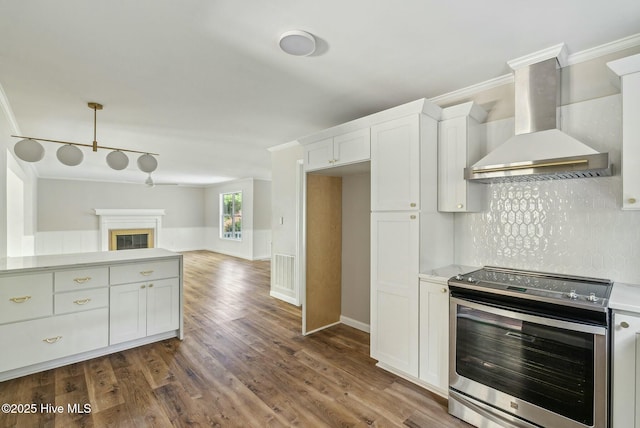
10,296,31,303
629,198,637,204
73,277,92,284
410,203,417,207
73,298,91,305
148,283,154,288
140,285,146,289
621,321,630,329
457,203,464,209
442,288,448,293
410,215,416,219
140,270,154,276
43,336,62,344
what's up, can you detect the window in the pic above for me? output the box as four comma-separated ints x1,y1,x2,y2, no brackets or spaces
220,191,242,240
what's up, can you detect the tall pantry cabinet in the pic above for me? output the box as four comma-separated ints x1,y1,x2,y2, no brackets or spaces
370,103,453,378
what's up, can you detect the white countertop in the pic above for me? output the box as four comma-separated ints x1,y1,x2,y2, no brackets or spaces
0,248,181,274
609,282,640,313
419,264,479,282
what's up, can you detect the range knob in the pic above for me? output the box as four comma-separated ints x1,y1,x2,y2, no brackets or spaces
454,274,463,281
467,277,476,284
587,292,599,303
567,289,578,300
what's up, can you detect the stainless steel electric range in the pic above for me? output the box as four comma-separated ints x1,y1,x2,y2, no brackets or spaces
448,266,613,428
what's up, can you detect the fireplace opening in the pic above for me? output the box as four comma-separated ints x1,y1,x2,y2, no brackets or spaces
109,228,154,251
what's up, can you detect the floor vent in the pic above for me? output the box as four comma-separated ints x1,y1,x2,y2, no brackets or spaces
273,253,295,292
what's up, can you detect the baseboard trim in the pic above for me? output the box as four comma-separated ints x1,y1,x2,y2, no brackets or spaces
304,321,341,336
269,290,300,306
340,315,370,333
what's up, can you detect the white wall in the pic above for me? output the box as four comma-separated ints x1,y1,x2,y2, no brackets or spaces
269,144,303,302
1,85,38,258
341,172,371,328
204,177,272,261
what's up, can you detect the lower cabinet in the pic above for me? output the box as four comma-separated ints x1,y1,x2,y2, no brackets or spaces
110,278,180,344
612,311,640,428
0,308,108,372
419,278,450,396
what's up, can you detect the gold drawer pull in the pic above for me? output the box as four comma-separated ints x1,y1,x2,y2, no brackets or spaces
140,270,154,276
73,277,92,284
43,336,62,344
148,283,154,288
73,298,92,305
10,296,31,303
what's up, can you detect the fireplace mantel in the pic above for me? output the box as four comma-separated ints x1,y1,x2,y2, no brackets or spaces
94,209,165,251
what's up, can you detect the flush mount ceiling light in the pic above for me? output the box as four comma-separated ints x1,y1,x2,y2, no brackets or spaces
279,30,316,56
11,102,158,178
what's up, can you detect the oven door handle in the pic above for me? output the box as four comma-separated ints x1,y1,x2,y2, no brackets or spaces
451,297,607,336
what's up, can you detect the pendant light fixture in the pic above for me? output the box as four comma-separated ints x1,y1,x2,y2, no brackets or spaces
11,102,158,178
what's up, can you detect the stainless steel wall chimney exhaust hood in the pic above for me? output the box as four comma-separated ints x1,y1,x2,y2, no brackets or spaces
465,44,612,183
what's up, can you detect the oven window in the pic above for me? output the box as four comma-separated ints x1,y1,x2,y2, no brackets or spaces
455,305,594,425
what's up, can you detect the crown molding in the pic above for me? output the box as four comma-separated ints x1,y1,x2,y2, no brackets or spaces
429,33,640,107
567,33,640,66
428,73,514,106
507,43,568,69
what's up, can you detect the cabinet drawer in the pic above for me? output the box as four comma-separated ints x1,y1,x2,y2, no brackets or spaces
54,267,109,292
110,259,179,285
0,308,108,372
54,288,109,314
0,273,53,324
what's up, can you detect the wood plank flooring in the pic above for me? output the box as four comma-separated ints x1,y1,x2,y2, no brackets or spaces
0,250,470,427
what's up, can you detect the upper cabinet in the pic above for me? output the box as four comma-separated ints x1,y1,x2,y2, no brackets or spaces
304,128,370,171
608,53,640,210
371,115,421,211
438,102,487,212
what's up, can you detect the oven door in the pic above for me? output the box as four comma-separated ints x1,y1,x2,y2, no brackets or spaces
449,296,608,428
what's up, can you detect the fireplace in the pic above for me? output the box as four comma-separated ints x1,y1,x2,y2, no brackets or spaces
94,209,165,251
109,228,155,250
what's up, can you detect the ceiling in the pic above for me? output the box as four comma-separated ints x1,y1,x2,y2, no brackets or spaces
1,0,639,186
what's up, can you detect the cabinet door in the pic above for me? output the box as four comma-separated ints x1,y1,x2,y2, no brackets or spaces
304,138,333,171
146,278,180,336
371,115,420,211
419,279,449,395
612,312,640,428
621,73,640,209
333,128,370,167
370,211,419,376
110,282,147,344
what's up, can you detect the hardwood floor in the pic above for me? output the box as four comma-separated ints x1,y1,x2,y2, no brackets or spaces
0,250,470,427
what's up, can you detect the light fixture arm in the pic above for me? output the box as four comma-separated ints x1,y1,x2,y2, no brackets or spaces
10,102,159,156
9,135,159,156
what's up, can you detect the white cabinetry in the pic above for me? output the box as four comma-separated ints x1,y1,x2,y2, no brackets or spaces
438,102,487,212
304,128,370,171
370,211,420,376
0,249,182,382
419,278,450,396
110,260,180,344
371,115,421,211
612,311,640,427
608,54,640,210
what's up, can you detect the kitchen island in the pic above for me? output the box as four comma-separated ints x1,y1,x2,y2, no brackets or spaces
0,248,183,382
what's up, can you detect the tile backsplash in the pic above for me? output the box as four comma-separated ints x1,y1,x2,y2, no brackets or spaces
454,94,640,284
455,177,640,283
